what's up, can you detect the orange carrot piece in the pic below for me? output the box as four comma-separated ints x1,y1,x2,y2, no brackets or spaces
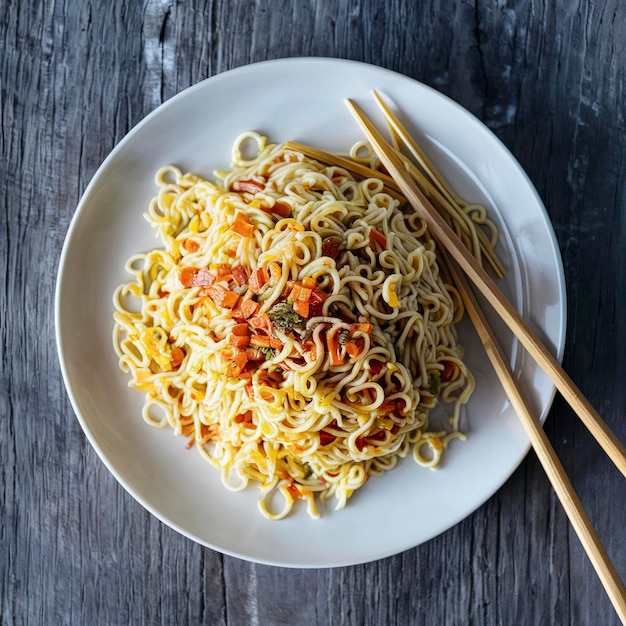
345,341,362,359
248,266,269,293
232,265,248,286
351,322,373,334
179,267,198,287
248,313,272,332
250,334,283,349
229,334,250,348
292,298,309,318
259,201,291,217
182,239,200,252
225,350,248,377
230,212,255,238
207,285,239,309
170,347,185,369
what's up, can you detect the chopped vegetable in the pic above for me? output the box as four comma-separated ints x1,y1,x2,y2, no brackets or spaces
428,371,441,395
182,239,199,252
179,267,216,288
206,285,239,309
232,179,265,194
345,340,362,358
268,302,304,331
249,334,283,349
248,313,272,333
257,347,276,360
351,322,373,334
232,265,248,286
230,212,255,238
170,347,185,369
232,297,259,321
370,228,387,249
229,323,251,348
248,266,269,293
259,200,292,218
321,237,342,259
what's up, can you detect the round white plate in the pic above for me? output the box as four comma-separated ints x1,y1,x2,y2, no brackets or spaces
55,58,566,568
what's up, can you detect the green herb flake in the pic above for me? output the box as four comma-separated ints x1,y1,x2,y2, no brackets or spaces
428,371,441,396
258,347,276,360
268,302,304,331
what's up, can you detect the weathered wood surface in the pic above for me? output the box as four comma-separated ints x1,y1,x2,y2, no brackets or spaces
2,0,625,623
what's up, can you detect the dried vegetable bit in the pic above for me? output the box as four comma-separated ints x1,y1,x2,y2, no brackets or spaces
321,236,342,259
230,212,255,237
231,178,266,194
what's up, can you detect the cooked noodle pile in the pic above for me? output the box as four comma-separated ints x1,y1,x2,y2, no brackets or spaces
113,132,479,519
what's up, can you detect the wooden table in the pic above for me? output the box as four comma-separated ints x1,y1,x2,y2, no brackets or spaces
2,1,625,623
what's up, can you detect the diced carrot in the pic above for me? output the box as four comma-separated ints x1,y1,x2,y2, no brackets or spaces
245,347,266,361
230,212,255,238
182,239,200,252
248,266,269,293
232,265,248,286
249,334,283,350
179,267,198,288
232,179,265,194
248,313,272,333
232,297,259,321
170,347,185,369
259,201,291,217
194,268,215,286
229,334,250,348
292,299,309,318
225,350,248,377
308,287,328,317
370,228,387,249
207,285,239,309
351,322,373,334
345,340,362,358
327,335,344,366
179,266,216,288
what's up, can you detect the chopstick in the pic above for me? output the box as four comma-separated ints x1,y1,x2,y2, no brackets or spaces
344,96,626,481
441,247,626,621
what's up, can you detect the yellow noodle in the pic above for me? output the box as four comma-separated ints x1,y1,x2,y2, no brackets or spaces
112,132,478,520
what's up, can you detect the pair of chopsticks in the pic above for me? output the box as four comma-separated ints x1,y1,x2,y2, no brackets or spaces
344,93,626,620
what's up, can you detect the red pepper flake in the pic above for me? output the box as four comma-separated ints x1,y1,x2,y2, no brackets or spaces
232,179,265,194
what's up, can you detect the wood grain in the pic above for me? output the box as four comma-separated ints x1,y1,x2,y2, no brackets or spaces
1,0,625,624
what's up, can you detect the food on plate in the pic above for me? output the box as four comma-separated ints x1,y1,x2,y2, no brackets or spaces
113,132,495,519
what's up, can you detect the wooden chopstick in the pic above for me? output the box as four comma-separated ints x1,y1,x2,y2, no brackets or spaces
344,96,626,480
440,248,626,621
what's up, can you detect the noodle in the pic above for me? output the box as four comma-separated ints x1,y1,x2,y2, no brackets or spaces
112,132,481,519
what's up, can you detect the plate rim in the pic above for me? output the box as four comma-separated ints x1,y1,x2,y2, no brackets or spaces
55,56,567,568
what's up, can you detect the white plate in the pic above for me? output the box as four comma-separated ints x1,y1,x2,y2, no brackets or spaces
55,58,566,568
